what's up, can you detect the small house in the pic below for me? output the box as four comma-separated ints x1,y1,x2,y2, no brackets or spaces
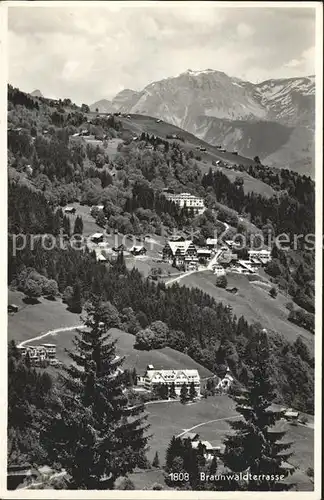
213,264,226,276
206,238,218,250
130,246,147,256
197,249,212,259
8,304,19,313
64,207,76,215
191,440,216,461
90,233,104,244
284,409,299,422
97,254,107,263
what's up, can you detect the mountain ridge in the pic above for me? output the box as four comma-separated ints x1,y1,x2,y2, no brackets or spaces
90,69,315,176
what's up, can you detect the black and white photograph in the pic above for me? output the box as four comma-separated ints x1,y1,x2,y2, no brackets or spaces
1,1,322,496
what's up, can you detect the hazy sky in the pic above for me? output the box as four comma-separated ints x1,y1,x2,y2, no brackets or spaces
8,3,317,105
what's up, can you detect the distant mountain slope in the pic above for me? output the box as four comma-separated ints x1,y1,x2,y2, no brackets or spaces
90,99,113,113
30,89,43,98
91,70,315,176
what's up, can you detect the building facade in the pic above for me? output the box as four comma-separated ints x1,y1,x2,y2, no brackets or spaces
163,192,206,216
143,366,201,396
163,240,198,270
18,344,58,366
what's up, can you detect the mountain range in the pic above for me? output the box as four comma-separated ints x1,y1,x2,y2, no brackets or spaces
90,70,315,176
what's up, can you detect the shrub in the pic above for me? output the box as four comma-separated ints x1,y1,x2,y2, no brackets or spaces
269,286,278,298
215,275,227,289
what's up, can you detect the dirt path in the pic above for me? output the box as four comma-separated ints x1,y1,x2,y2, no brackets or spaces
176,415,239,438
17,325,86,348
165,270,197,286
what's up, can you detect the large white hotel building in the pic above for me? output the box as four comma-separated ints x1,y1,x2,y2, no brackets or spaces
164,192,206,216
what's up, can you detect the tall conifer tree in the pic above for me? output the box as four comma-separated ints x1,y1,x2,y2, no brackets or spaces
222,329,294,491
42,298,149,489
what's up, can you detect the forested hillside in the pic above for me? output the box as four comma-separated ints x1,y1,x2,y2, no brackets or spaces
8,85,315,415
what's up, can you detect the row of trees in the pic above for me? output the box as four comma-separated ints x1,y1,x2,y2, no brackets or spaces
152,381,197,403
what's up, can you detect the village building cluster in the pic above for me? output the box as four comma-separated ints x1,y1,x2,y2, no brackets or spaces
17,344,59,366
162,235,271,274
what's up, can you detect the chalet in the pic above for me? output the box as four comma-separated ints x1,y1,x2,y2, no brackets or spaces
187,261,198,271
191,441,217,461
197,248,212,260
162,240,198,269
213,264,226,276
8,304,19,313
64,207,76,214
113,244,126,252
225,239,241,250
130,245,147,256
25,164,33,176
218,250,238,266
216,368,234,392
248,249,271,264
143,365,201,396
90,204,104,213
284,409,299,422
90,232,104,244
238,260,256,273
97,254,108,263
7,464,40,490
206,238,218,249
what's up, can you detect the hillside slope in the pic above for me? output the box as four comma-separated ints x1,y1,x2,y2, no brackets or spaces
8,291,213,377
110,112,276,197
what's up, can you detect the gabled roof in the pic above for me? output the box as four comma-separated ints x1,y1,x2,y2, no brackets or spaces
91,232,104,239
183,432,200,440
167,240,195,256
145,368,200,383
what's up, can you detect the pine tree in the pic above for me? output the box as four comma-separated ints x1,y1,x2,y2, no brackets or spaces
73,215,83,235
41,297,149,489
189,381,197,401
62,215,71,237
165,436,184,472
180,383,188,404
222,329,294,491
209,454,218,475
68,280,83,313
169,382,176,399
152,451,160,468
